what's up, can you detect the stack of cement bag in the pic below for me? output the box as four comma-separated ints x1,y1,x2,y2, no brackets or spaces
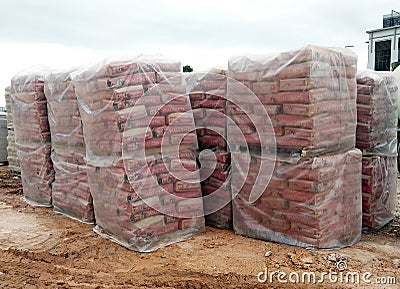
232,149,362,248
228,45,362,248
356,70,398,229
228,45,357,156
0,111,6,163
4,86,20,172
361,155,397,229
11,69,54,206
72,57,205,252
189,70,232,229
356,71,398,153
44,70,94,223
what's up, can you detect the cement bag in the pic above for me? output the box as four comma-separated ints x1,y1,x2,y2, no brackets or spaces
11,68,54,206
73,56,205,252
232,148,362,249
228,45,357,159
188,69,232,229
45,69,94,223
361,155,397,229
356,70,398,155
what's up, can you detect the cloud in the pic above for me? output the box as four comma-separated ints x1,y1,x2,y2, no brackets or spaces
0,0,398,105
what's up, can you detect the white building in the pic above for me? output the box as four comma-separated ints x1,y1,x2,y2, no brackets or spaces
367,10,400,71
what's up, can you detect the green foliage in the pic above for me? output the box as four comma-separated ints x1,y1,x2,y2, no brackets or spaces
391,61,400,71
183,65,193,72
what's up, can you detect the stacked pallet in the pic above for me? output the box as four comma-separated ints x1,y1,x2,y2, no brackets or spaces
228,45,362,248
44,70,94,223
4,86,20,172
190,71,232,229
232,149,362,248
361,155,397,229
228,45,357,157
356,71,398,153
11,70,54,206
0,113,7,163
89,151,204,251
356,70,398,229
73,57,205,252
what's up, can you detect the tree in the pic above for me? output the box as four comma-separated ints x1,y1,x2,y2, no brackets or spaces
391,61,400,71
183,65,193,72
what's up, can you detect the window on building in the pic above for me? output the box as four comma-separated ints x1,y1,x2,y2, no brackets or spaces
375,40,391,71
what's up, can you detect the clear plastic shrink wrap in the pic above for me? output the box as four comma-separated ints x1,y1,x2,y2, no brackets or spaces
232,149,362,249
5,86,20,172
11,68,54,206
361,155,397,229
356,70,398,154
228,45,362,248
72,56,205,252
228,45,357,158
356,70,398,229
44,70,94,223
188,68,232,229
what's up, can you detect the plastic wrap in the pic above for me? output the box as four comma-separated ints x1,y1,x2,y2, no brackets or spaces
11,69,54,206
73,56,185,166
5,86,21,172
362,155,397,229
228,45,357,159
356,70,398,155
5,86,14,127
0,114,7,163
189,69,232,229
44,70,94,223
232,148,362,249
72,56,205,252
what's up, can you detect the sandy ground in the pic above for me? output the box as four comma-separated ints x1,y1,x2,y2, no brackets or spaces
0,166,399,289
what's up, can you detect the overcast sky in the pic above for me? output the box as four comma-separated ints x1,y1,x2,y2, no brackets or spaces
0,0,398,106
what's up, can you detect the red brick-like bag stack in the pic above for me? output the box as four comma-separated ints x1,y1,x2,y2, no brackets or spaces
232,149,362,248
189,70,232,229
11,69,54,206
228,45,362,248
356,70,398,153
4,86,20,172
44,70,94,223
73,57,205,252
356,70,398,229
228,45,357,156
361,156,397,229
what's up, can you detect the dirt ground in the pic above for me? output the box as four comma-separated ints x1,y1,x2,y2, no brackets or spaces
0,166,399,289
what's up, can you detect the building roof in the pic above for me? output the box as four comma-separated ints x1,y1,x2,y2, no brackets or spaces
366,24,400,34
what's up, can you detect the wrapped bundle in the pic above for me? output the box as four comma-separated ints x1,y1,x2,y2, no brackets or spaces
5,86,14,127
232,148,362,249
362,156,397,229
11,69,54,206
0,114,7,163
73,57,205,252
228,45,357,158
89,151,204,252
44,70,94,223
190,71,228,150
200,151,231,228
189,70,232,228
5,86,20,172
356,70,398,154
355,70,398,229
73,57,186,166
